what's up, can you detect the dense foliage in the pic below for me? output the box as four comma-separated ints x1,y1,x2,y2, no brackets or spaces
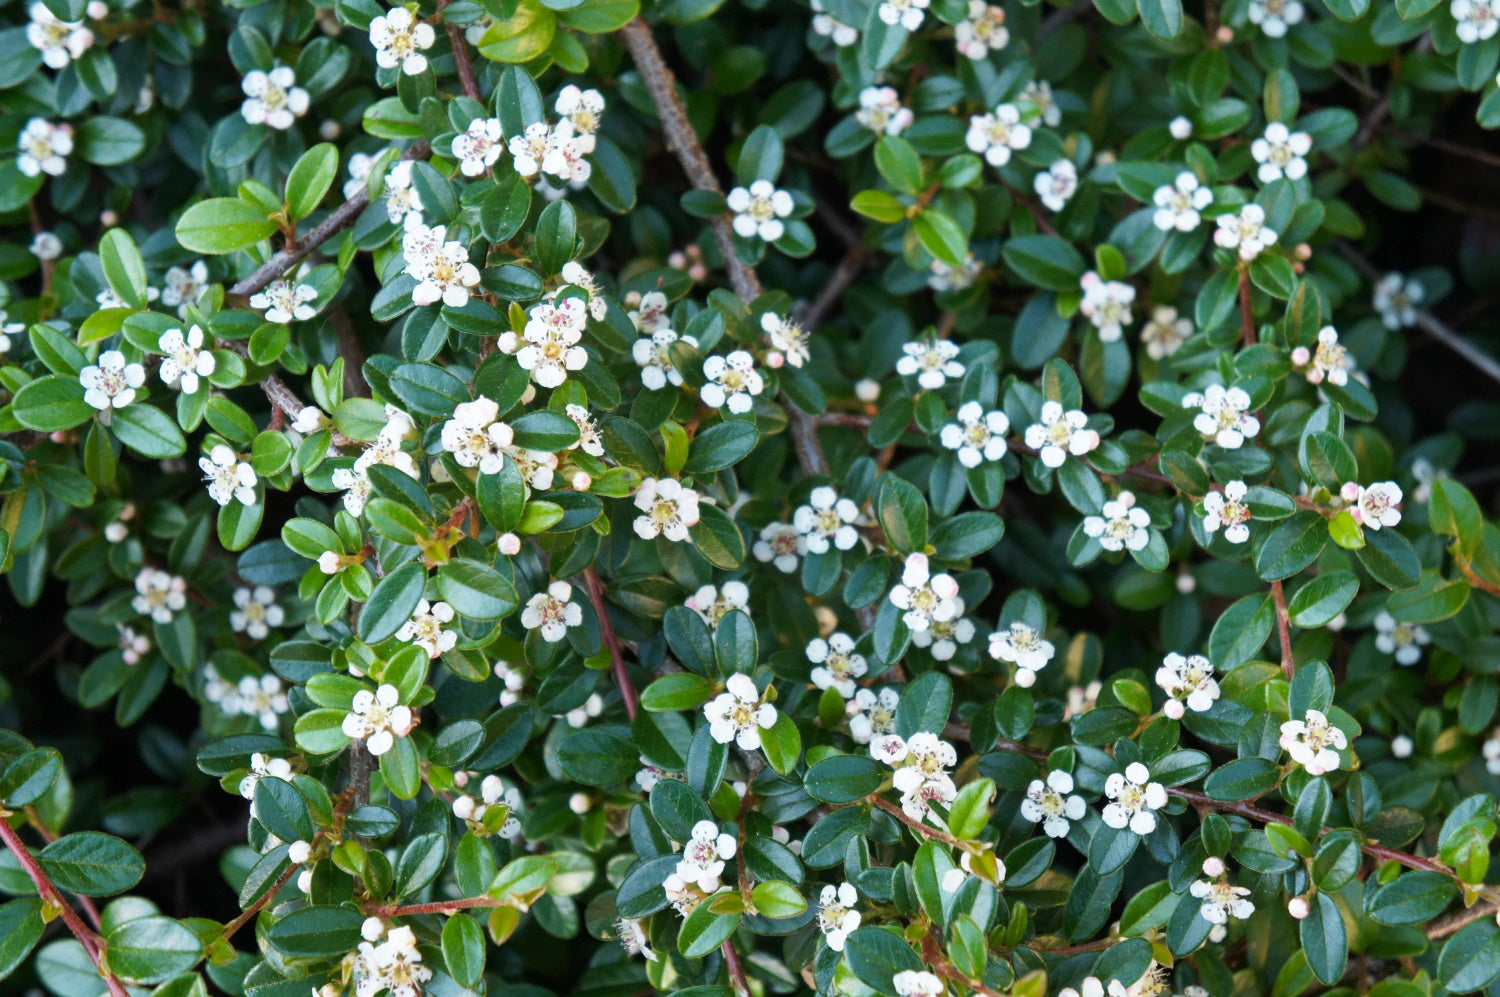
5,0,1500,994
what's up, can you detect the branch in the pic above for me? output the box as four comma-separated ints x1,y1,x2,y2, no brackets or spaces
220,862,299,942
721,937,751,997
1335,241,1500,390
1238,267,1255,347
1429,901,1498,941
796,244,868,334
870,795,964,848
584,566,639,719
0,819,129,997
366,895,508,916
1271,579,1295,679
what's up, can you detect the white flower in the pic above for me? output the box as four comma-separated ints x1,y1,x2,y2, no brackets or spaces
522,581,583,643
1156,652,1220,720
889,553,960,632
1202,480,1252,544
1021,770,1087,838
877,0,927,29
1019,80,1062,127
234,677,289,734
117,624,150,665
848,688,899,744
540,121,594,183
1183,384,1260,449
565,402,604,456
631,327,698,390
157,325,215,394
1248,0,1304,36
705,673,777,750
1141,305,1193,359
505,445,558,489
369,7,435,76
383,160,424,225
890,732,959,821
342,684,413,756
892,971,944,997
674,819,737,892
1354,481,1403,530
1169,115,1193,140
80,350,145,412
1110,964,1172,997
1023,400,1100,468
965,103,1032,167
617,917,657,961
17,118,73,178
685,582,750,629
1102,761,1169,835
133,568,186,624
404,224,481,308
505,298,588,388
200,445,257,506
955,0,1008,58
1251,122,1312,184
26,3,93,69
939,401,1010,468
344,152,375,199
452,774,523,837
396,599,458,658
761,312,810,369
808,633,868,697
241,66,310,130
910,601,976,661
1213,203,1278,261
727,181,794,242
895,337,964,390
508,122,553,177
1374,272,1423,329
701,350,764,413
238,753,293,803
1191,875,1255,924
811,0,858,44
440,396,514,474
161,261,210,318
555,85,605,151
353,924,432,997
1279,709,1347,776
230,586,284,640
1152,171,1213,232
96,285,161,311
1485,733,1500,775
1454,0,1500,42
817,883,862,950
1060,979,1106,997
1033,158,1078,213
1084,491,1151,553
250,279,318,323
1392,735,1414,759
1374,610,1429,666
633,477,701,541
30,231,63,260
855,86,914,136
451,117,504,176
753,522,805,573
989,622,1054,686
1079,271,1135,342
928,255,982,292
793,486,861,553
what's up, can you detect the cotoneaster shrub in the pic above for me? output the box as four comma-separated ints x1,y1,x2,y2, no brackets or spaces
4,0,1500,995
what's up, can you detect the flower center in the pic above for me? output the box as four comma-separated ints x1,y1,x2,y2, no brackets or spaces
730,701,756,727
749,197,776,221
651,499,678,524
1046,421,1072,446
1030,786,1065,817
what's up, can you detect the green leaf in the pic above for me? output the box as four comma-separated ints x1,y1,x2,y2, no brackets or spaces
804,754,884,803
1300,892,1348,985
913,211,967,267
1255,511,1329,581
284,143,339,220
435,560,518,621
895,671,952,739
2,748,62,808
1003,236,1087,291
99,229,148,310
103,916,202,984
689,502,746,569
843,927,923,993
557,729,637,785
1206,593,1273,670
1288,571,1359,628
253,777,313,844
38,832,145,897
394,832,449,897
1202,757,1280,801
478,0,556,62
176,199,277,255
640,673,715,713
265,905,365,960
760,713,801,775
1385,571,1470,623
739,125,785,183
11,375,94,433
684,422,759,473
877,476,928,553
948,778,994,839
1357,527,1421,591
441,914,485,988
1431,479,1484,559
1367,871,1455,926
1135,0,1182,37
750,881,806,919
76,117,145,166
873,136,922,194
0,899,44,983
534,200,577,275
357,562,428,644
112,405,187,459
678,901,740,957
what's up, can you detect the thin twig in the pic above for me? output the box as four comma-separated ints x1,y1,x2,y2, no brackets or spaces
1238,268,1256,347
1271,579,1295,679
220,863,299,942
1036,0,1089,41
721,937,751,997
795,245,868,333
870,795,964,847
0,819,129,997
584,567,639,719
1428,901,1498,940
1336,242,1500,389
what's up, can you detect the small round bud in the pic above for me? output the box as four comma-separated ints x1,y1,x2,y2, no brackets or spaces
855,378,881,403
814,605,839,635
288,840,312,864
1095,150,1117,166
1340,481,1361,502
1216,25,1234,43
498,532,522,556
1176,572,1197,594
1290,346,1311,366
104,522,128,543
319,120,341,141
732,781,747,798
86,1,109,18
99,210,119,228
570,471,592,491
1392,735,1414,759
1288,896,1310,919
1014,668,1036,688
766,351,786,369
1163,699,1185,720
1296,243,1312,261
1202,856,1226,877
362,917,385,942
568,792,592,815
1327,612,1347,632
297,869,313,893
520,384,537,405
452,770,471,787
317,551,342,574
452,796,476,820
668,251,686,269
1169,115,1193,140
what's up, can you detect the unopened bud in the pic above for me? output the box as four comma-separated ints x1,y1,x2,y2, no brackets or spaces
452,796,476,820
1202,856,1226,877
319,120,341,141
1288,896,1310,919
86,0,108,18
104,522,128,543
297,869,313,893
289,840,312,864
1176,572,1196,594
498,532,522,556
1340,481,1361,502
362,917,385,942
317,551,342,574
766,351,786,369
1295,243,1312,261
99,209,119,227
1163,699,1185,720
570,471,592,491
1392,735,1414,759
1291,346,1311,366
855,378,881,403
1216,25,1234,43
569,792,592,815
1169,115,1193,140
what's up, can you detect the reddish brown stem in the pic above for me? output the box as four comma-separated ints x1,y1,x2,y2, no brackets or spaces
584,567,638,719
368,895,506,916
721,937,751,997
0,819,129,997
220,863,299,942
1238,268,1256,346
1271,579,1295,679
870,795,964,847
446,24,481,102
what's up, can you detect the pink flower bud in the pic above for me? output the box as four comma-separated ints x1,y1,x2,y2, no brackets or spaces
1202,856,1225,877
317,551,342,574
1290,347,1310,366
766,351,785,369
1216,25,1234,43
1340,481,1361,502
498,533,522,556
571,472,592,490
1163,699,1185,720
1288,897,1310,919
